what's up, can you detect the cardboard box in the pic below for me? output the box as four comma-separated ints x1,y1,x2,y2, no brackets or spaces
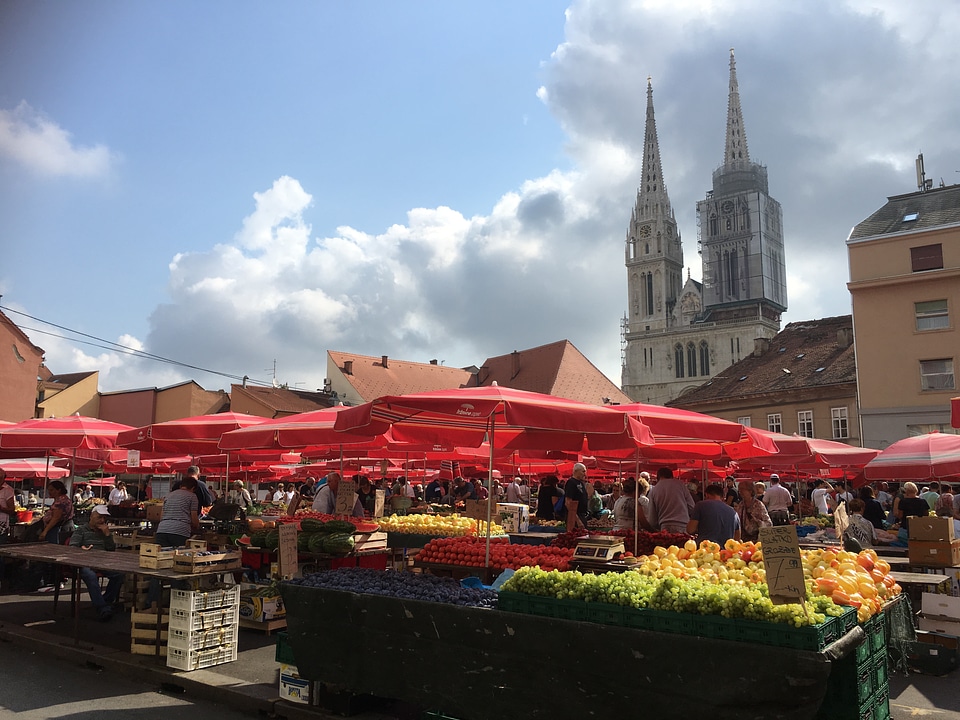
922,592,960,620
910,516,956,542
908,539,960,568
240,584,285,622
279,663,310,704
919,616,960,636
905,631,960,676
145,503,164,523
496,503,530,533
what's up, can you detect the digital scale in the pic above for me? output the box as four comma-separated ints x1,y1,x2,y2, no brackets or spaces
572,536,626,569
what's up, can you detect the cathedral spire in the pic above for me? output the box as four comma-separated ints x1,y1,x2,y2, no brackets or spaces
723,48,750,167
639,77,671,215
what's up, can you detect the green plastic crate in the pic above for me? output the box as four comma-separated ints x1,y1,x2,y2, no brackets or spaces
695,614,740,641
837,607,858,634
275,631,296,665
622,607,696,635
736,618,777,646
871,654,888,691
854,635,874,667
497,590,530,614
526,596,589,622
585,602,625,627
866,614,886,655
872,684,890,720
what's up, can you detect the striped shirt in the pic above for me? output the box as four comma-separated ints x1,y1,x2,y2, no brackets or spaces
156,488,198,538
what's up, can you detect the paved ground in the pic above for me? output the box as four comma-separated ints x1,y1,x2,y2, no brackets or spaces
1,584,959,720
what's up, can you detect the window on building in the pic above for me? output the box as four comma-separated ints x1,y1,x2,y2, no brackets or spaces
699,341,710,376
687,343,697,377
798,410,814,438
737,416,752,427
767,413,782,434
915,300,949,331
831,407,849,440
646,274,654,316
674,344,684,379
920,359,956,391
911,244,943,272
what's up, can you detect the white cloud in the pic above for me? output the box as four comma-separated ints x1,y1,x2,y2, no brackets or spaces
0,101,117,178
79,0,960,394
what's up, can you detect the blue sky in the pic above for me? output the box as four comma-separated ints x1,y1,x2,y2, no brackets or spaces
1,1,959,396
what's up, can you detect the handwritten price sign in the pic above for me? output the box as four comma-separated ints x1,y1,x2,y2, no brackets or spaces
759,525,806,606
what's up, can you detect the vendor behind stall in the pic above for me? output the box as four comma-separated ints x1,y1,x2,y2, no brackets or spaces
312,473,364,518
70,504,123,621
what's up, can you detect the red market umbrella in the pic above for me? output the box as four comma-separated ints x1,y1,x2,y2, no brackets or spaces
0,458,70,479
608,403,778,461
0,415,133,452
741,431,880,469
334,385,654,452
863,432,960,481
218,407,377,451
117,412,270,454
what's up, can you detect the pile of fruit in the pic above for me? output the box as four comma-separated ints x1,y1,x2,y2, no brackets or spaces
621,539,899,623
529,519,565,528
501,566,843,627
376,513,504,537
804,547,899,623
291,567,497,608
800,516,833,528
417,536,573,571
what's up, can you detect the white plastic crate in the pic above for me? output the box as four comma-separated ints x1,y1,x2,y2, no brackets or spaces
167,623,237,652
169,605,239,632
166,642,238,671
169,585,240,612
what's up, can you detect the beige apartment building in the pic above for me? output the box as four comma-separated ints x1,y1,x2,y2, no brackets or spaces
847,182,960,448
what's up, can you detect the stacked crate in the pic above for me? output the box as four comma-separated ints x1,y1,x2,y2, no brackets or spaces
817,612,891,720
166,585,241,671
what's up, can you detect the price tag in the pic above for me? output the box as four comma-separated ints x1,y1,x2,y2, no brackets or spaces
759,525,806,606
335,480,357,516
277,523,298,580
463,499,487,521
373,489,385,518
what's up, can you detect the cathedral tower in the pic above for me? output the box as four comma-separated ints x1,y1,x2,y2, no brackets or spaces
622,51,785,405
697,49,788,318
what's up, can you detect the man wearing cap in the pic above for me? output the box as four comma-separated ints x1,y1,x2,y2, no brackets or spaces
227,480,252,509
70,504,124,621
762,474,794,526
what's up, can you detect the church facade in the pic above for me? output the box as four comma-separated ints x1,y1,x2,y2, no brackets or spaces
622,50,787,405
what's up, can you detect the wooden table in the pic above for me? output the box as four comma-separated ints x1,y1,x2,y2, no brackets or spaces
0,542,233,651
889,569,952,609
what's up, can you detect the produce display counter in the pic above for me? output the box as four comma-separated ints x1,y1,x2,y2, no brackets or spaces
411,561,495,585
889,570,952,608
505,531,556,546
281,582,833,720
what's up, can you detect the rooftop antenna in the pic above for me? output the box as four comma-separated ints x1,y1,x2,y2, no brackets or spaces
916,152,932,192
265,359,278,387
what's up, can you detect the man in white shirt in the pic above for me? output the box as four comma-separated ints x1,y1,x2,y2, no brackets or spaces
506,478,522,504
762,474,793,526
811,480,834,515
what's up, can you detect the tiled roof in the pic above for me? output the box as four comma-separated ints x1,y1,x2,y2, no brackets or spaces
231,384,336,416
849,184,960,241
329,351,474,402
668,315,856,407
477,340,633,406
43,371,96,387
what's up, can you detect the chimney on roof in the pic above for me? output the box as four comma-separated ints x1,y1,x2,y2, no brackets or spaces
430,359,438,365
753,338,770,357
343,360,353,375
837,327,853,349
381,355,388,369
511,350,521,378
